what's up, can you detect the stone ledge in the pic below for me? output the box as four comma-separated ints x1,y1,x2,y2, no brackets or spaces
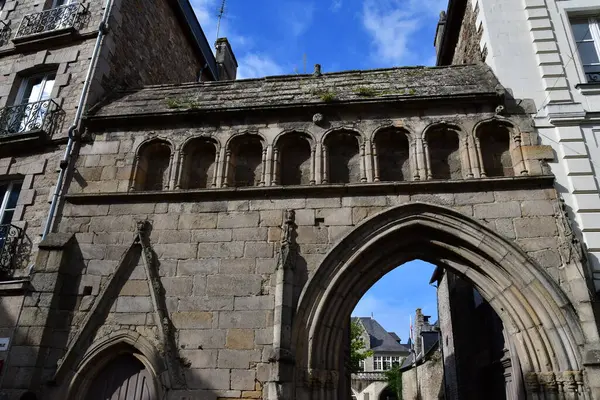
0,278,31,294
38,233,74,249
65,175,555,204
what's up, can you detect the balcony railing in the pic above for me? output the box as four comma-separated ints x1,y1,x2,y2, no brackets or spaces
14,3,85,40
0,224,23,277
351,372,387,381
0,99,60,138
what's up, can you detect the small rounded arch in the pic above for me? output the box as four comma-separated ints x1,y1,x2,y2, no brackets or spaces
225,130,267,149
475,118,516,178
322,126,364,146
66,330,163,400
132,138,173,191
181,134,221,153
473,116,520,137
133,136,176,156
274,130,315,186
180,136,220,189
423,123,462,180
372,126,411,182
273,129,316,149
369,123,415,142
226,132,266,187
323,128,364,184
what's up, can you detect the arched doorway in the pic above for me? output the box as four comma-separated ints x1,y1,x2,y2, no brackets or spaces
86,354,157,400
291,203,585,400
379,386,398,400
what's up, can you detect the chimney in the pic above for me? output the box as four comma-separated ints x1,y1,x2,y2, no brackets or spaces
434,11,447,58
215,38,238,81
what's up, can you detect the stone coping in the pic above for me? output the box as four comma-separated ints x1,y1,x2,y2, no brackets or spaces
0,278,30,294
65,175,555,204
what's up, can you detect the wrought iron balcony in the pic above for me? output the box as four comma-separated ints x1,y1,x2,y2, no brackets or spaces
14,3,85,40
0,224,23,277
0,99,60,138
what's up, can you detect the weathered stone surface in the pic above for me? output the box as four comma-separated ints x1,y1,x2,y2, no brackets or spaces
207,275,262,296
473,202,521,219
172,312,213,329
231,369,256,390
217,349,261,368
217,212,260,228
226,329,255,350
218,311,269,328
514,217,558,238
115,296,152,313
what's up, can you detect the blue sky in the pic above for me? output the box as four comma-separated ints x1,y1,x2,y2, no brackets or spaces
191,0,447,79
352,261,438,343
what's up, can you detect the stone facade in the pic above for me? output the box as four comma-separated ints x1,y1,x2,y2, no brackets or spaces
1,63,592,400
0,1,219,399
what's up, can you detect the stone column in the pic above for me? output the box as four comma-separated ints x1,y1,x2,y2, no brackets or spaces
215,146,227,188
310,146,316,185
211,151,220,188
322,144,329,184
360,142,367,183
129,155,140,191
166,152,176,190
260,147,268,186
462,137,474,179
363,139,373,182
372,141,380,182
475,136,486,178
272,146,280,186
315,143,323,185
267,210,297,400
175,150,185,189
467,136,481,178
512,133,528,176
424,139,432,180
413,139,424,181
222,149,232,187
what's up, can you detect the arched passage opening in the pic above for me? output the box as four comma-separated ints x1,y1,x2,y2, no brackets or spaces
291,203,584,400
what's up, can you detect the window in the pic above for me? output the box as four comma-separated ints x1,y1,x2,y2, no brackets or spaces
0,181,21,225
358,360,365,372
570,17,600,83
373,356,402,371
8,72,56,134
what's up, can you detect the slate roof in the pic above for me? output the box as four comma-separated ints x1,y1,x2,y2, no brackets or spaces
356,317,411,353
401,331,440,369
91,64,501,118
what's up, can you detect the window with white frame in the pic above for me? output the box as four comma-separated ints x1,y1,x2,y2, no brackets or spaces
358,360,365,372
373,356,402,371
570,17,600,83
8,72,56,134
0,181,22,225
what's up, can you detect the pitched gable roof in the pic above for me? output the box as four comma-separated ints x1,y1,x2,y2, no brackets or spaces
356,317,411,353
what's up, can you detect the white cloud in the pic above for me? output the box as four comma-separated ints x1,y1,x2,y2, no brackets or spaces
282,2,316,37
237,54,286,79
332,0,343,12
361,0,445,65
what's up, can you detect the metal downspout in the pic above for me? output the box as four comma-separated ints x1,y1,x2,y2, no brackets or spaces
42,0,114,240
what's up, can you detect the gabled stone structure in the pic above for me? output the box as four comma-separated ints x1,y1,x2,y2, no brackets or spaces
6,62,600,400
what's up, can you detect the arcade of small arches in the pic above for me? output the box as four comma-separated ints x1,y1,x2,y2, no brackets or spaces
129,118,528,192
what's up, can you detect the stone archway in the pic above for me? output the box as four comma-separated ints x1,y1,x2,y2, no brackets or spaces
86,354,157,400
291,203,586,400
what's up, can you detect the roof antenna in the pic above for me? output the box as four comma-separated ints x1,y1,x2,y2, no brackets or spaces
216,0,226,41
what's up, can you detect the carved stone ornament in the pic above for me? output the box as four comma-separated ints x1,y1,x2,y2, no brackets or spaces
313,113,324,125
495,105,505,115
525,372,540,393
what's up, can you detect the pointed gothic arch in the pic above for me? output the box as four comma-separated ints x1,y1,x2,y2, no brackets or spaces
65,330,163,400
292,203,586,399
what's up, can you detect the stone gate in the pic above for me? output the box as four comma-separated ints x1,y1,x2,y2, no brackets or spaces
7,65,600,400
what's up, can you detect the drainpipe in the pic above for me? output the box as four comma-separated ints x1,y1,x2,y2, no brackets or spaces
42,0,114,240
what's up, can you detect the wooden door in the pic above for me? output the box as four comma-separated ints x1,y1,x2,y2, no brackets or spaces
87,354,156,400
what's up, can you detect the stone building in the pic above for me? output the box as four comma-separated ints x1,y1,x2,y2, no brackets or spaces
0,3,599,399
400,309,443,400
435,0,600,294
9,59,596,400
0,0,226,398
351,317,410,400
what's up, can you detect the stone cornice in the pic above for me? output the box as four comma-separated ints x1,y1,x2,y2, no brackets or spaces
65,175,555,204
